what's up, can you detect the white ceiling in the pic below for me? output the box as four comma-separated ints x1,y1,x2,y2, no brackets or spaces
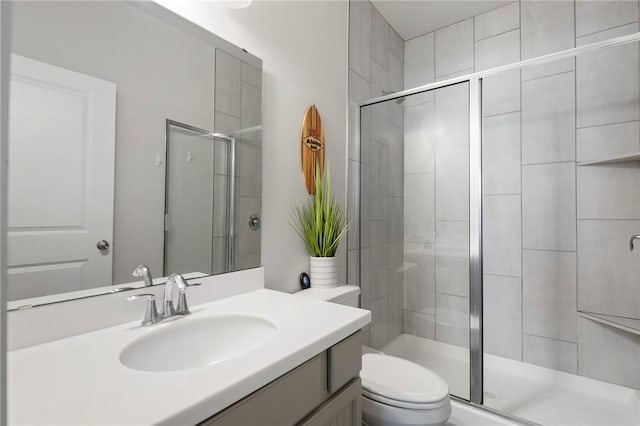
371,0,512,40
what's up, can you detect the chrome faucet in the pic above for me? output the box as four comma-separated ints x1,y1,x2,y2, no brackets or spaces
127,273,200,326
630,235,640,251
132,264,153,287
162,273,200,317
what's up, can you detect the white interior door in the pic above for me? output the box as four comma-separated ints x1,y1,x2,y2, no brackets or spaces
7,55,116,300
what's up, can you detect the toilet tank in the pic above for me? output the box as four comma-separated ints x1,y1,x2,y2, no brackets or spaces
295,285,360,307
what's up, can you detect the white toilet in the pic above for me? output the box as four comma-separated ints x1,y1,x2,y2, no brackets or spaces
296,285,451,426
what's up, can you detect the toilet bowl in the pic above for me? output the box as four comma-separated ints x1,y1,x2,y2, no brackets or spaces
296,285,451,426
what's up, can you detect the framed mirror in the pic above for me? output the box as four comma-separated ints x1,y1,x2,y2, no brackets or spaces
6,1,262,308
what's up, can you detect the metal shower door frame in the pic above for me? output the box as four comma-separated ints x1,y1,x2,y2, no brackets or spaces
357,31,640,407
163,119,237,274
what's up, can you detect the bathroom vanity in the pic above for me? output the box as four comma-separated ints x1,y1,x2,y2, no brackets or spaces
8,288,370,425
201,331,363,426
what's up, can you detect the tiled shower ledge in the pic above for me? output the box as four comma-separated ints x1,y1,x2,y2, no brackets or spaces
577,151,640,166
578,311,640,336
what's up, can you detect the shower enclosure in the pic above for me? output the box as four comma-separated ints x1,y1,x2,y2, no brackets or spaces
356,31,640,425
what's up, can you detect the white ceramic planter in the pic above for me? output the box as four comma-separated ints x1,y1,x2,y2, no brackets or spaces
309,256,338,288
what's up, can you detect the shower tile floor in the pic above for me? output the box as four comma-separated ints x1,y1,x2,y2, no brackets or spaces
383,334,640,426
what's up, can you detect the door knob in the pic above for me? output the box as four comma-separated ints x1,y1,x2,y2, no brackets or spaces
96,240,110,251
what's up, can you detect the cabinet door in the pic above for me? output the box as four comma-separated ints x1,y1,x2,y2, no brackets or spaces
298,378,362,426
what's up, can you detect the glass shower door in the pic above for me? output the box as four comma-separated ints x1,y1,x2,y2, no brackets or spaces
359,80,474,401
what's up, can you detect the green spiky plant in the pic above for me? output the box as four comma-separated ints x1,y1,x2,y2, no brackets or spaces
290,166,349,257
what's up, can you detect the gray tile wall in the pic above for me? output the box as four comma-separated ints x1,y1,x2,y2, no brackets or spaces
348,0,404,349
402,0,640,388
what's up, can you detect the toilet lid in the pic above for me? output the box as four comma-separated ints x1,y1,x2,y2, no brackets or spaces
360,354,449,404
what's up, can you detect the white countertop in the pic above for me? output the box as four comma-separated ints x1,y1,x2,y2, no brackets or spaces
8,289,371,425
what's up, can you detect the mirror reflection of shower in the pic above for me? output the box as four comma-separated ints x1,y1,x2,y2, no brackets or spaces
164,120,237,277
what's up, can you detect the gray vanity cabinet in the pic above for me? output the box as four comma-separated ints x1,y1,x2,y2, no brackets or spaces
199,331,362,426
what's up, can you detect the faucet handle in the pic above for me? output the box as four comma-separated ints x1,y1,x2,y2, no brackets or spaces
127,293,160,326
175,283,200,315
132,264,153,287
630,235,640,251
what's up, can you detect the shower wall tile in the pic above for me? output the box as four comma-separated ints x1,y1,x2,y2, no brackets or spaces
404,32,434,89
483,195,521,277
577,163,640,220
235,252,260,270
436,293,469,348
484,274,522,360
435,18,474,79
523,334,577,374
482,70,521,117
347,160,359,250
483,112,521,195
240,82,261,128
370,101,389,144
474,2,520,41
522,162,576,251
523,250,577,342
361,247,371,308
435,220,469,297
475,29,520,71
348,70,371,162
370,296,389,349
576,0,639,38
213,175,228,237
475,29,520,117
370,140,389,220
389,55,404,126
370,220,389,301
521,0,575,81
577,121,640,163
388,125,404,197
388,196,403,245
241,62,261,88
404,173,435,243
389,242,403,272
403,242,436,314
576,23,640,128
361,163,370,248
348,249,359,287
435,145,469,221
371,60,390,99
522,72,576,165
577,220,640,319
238,141,261,197
215,50,241,118
236,196,261,254
211,237,226,274
390,27,404,62
349,0,372,81
404,310,436,339
435,83,469,148
214,112,239,174
388,268,404,340
371,5,389,70
578,316,640,389
404,101,435,174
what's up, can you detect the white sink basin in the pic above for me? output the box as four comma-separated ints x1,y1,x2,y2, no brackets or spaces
120,314,277,372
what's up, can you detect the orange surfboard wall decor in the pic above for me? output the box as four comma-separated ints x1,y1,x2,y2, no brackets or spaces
300,104,325,194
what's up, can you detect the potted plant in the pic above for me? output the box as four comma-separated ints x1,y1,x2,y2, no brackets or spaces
290,166,349,287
